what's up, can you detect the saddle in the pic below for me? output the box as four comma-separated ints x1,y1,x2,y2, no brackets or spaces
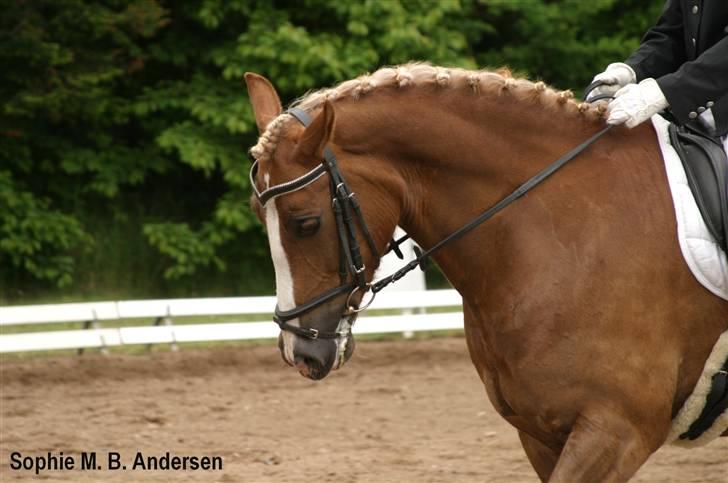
668,122,728,253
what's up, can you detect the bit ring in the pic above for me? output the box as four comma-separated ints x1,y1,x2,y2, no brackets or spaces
345,284,375,314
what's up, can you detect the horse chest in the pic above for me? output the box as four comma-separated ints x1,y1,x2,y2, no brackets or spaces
464,317,573,442
480,363,573,445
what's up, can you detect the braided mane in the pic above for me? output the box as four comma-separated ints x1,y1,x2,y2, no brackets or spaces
251,62,607,165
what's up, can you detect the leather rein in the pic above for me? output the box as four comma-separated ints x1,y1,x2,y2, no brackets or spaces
250,90,612,341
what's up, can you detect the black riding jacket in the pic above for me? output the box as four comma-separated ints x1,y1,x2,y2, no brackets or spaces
625,0,728,136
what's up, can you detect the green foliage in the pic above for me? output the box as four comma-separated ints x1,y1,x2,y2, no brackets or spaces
474,0,665,90
0,171,90,288
0,0,665,303
144,221,227,279
1,0,172,295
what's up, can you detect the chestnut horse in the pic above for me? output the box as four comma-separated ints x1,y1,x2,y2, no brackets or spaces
245,64,727,482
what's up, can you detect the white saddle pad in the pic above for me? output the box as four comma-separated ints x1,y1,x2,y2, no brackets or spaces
651,115,728,301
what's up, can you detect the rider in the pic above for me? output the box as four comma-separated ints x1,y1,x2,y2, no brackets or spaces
588,0,727,151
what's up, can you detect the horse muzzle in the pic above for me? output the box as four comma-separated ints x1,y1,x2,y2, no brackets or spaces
292,337,338,380
280,325,356,380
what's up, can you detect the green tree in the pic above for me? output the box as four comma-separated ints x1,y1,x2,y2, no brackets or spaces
0,0,665,303
1,0,171,298
473,0,665,90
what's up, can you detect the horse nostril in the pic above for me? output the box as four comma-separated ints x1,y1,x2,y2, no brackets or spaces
294,354,324,379
294,354,314,369
293,339,335,380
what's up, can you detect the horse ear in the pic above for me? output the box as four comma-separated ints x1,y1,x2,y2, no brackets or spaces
296,101,335,165
244,72,282,133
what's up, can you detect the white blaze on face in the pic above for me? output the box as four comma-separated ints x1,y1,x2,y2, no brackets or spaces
263,174,298,364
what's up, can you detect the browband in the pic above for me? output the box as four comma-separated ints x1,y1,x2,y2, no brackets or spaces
249,107,324,206
250,161,327,206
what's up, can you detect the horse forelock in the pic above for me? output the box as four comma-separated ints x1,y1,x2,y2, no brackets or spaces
250,62,608,173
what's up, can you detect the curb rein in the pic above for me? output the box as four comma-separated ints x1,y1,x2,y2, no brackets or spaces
250,84,613,340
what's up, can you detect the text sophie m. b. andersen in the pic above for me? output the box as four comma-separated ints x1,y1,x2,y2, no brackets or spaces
9,451,223,474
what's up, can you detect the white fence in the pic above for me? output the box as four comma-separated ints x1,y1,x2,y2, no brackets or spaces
0,289,463,353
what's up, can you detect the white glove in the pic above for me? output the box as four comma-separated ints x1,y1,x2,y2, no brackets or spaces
607,78,669,128
586,62,636,101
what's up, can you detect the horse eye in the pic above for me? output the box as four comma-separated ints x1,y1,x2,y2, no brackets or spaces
290,216,321,237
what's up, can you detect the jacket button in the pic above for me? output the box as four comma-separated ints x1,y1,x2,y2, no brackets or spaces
707,101,715,108
692,5,698,13
692,37,696,46
689,111,698,119
697,107,706,114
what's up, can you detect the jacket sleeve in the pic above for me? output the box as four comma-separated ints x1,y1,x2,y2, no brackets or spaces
625,0,686,81
656,36,728,124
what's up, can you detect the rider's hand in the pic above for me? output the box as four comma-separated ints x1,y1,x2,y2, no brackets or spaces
586,63,636,101
607,78,669,128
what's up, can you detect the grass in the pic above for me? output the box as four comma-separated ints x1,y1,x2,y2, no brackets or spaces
0,313,269,335
0,337,271,361
0,306,464,360
0,328,465,361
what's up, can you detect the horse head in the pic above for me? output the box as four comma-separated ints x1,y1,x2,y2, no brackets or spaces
245,73,399,380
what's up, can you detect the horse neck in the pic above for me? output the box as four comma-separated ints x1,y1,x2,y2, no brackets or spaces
335,89,620,298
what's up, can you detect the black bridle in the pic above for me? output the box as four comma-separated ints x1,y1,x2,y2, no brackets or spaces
250,107,381,340
251,89,612,341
